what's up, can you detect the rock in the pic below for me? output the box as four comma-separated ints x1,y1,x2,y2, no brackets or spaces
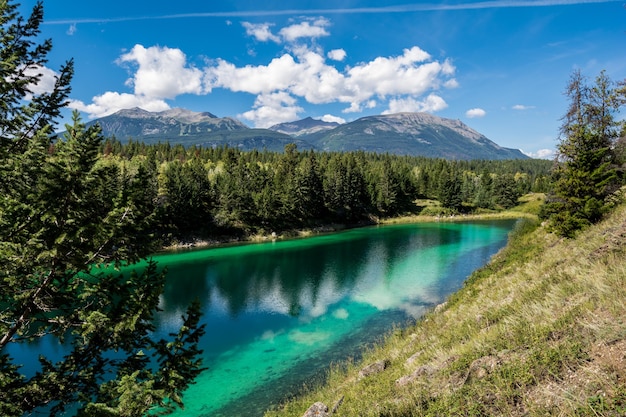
395,374,415,387
405,351,423,366
395,364,435,386
358,359,391,380
467,355,501,381
302,402,329,417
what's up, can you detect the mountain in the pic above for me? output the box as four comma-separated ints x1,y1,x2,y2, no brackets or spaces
86,107,313,152
85,108,527,160
269,117,339,137
304,112,527,160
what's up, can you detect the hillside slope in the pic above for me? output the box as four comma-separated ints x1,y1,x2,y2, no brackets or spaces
266,197,626,416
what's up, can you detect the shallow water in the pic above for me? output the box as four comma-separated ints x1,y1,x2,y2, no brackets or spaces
149,220,516,417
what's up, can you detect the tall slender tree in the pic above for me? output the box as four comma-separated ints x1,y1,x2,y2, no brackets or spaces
543,70,624,237
0,2,204,415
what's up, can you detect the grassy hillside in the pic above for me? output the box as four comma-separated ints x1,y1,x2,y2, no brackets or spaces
265,196,626,416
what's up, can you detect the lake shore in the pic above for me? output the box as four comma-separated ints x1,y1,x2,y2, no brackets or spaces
160,212,537,253
264,197,626,417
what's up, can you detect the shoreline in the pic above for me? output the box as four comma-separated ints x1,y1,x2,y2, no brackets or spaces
159,210,536,253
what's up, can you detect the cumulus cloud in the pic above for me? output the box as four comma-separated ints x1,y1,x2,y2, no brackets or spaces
321,114,346,124
71,18,458,126
206,44,456,122
522,148,554,159
444,78,459,88
206,54,300,95
466,108,486,118
242,22,280,42
383,93,448,114
243,17,330,44
68,93,169,118
327,48,346,61
279,17,330,42
118,44,205,99
239,91,304,127
512,104,535,110
71,44,205,118
22,65,59,97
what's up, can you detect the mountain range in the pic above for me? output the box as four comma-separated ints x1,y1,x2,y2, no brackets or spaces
84,107,528,160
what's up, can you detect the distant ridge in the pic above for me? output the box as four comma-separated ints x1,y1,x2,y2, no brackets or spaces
269,117,339,137
302,112,527,160
85,107,313,152
85,108,527,160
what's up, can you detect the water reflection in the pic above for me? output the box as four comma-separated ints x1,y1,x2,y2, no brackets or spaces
157,224,462,320
150,220,515,417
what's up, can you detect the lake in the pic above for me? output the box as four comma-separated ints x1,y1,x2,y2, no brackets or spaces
149,219,517,417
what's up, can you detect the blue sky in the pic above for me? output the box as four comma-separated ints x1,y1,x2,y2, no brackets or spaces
20,0,626,158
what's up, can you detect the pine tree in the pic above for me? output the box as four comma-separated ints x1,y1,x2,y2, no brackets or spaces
543,70,623,237
437,163,463,211
0,2,204,415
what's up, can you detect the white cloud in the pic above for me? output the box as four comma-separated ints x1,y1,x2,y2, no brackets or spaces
343,47,449,108
278,17,330,42
206,54,301,95
327,48,347,61
68,93,170,118
217,44,455,119
239,91,304,128
66,23,77,35
321,114,346,124
383,93,448,114
72,44,205,118
512,104,535,110
242,22,280,42
522,148,555,159
22,65,58,97
466,108,486,118
118,44,205,99
444,78,459,88
71,19,459,127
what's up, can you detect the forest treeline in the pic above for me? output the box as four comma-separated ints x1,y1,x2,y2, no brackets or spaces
95,132,553,241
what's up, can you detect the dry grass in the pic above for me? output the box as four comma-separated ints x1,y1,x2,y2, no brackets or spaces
265,198,626,417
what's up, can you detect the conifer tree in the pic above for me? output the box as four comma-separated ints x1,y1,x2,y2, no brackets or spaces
543,70,624,237
0,2,204,415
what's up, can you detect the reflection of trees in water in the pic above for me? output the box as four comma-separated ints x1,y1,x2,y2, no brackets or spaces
159,225,464,319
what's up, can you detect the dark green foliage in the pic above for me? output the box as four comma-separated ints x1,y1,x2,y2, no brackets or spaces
98,142,551,241
543,70,624,237
160,157,213,234
0,2,204,415
492,173,523,209
437,163,463,210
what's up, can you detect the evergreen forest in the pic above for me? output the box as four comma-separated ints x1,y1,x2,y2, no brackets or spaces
95,133,553,242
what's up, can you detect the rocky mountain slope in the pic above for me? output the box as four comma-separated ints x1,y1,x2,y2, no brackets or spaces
304,112,526,159
86,108,527,160
269,117,339,137
86,108,312,152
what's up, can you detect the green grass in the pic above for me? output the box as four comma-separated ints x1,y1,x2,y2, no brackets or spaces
265,196,626,417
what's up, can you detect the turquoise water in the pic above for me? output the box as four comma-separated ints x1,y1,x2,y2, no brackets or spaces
3,220,515,416
149,220,516,417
